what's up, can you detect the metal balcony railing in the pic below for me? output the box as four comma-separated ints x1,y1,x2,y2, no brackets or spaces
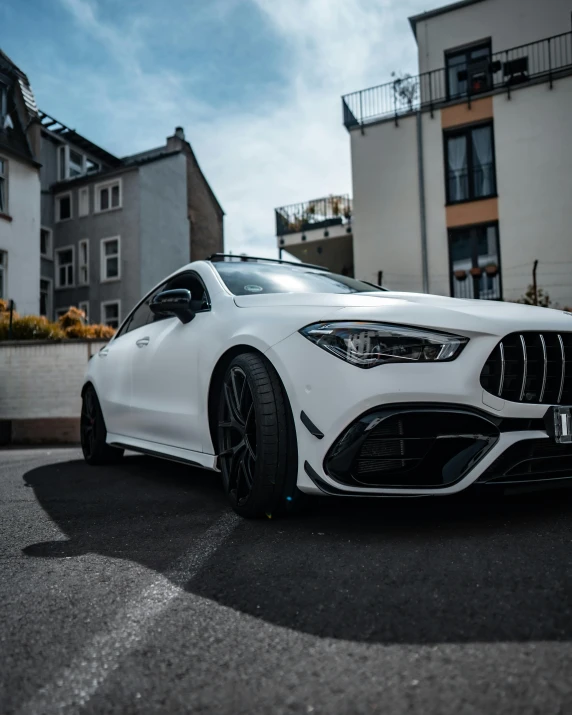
276,194,352,236
342,31,572,129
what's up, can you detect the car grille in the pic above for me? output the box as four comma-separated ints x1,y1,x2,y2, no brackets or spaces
477,438,572,483
480,332,572,405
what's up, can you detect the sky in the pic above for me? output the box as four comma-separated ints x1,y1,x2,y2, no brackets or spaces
1,0,445,258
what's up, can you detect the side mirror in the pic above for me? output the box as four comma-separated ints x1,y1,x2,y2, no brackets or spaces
150,289,195,324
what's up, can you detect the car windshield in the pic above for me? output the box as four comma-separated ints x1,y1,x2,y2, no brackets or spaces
213,261,385,296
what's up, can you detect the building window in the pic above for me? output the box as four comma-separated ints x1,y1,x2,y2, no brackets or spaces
56,192,72,221
449,223,501,300
78,187,89,217
55,246,75,288
0,250,6,299
0,83,6,119
78,301,90,323
40,227,53,259
446,41,492,99
69,149,84,177
102,301,120,329
101,236,120,281
40,278,52,318
79,239,89,285
58,145,67,182
0,157,7,214
95,179,122,212
445,123,496,204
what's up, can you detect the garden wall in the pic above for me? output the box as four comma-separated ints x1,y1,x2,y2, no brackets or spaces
0,340,107,445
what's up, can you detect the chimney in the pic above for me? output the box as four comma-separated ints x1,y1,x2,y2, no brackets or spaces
167,126,186,151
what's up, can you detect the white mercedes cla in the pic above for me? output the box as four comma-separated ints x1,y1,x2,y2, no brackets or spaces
81,254,572,517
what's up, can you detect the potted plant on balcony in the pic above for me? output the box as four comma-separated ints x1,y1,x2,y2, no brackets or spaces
470,266,483,278
485,263,498,277
454,269,468,281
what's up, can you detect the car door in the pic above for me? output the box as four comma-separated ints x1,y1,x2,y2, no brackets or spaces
129,271,210,453
98,280,168,438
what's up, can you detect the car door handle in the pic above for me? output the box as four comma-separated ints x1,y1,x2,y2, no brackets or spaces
98,348,109,358
136,337,150,348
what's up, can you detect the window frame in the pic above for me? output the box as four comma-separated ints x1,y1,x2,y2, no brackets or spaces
95,178,122,214
78,186,89,217
78,238,89,285
447,221,503,301
0,155,8,215
40,226,53,260
0,82,7,119
101,300,121,329
55,191,73,222
445,39,492,100
39,277,53,319
0,250,7,300
55,245,75,289
443,120,497,205
100,236,121,283
78,300,90,323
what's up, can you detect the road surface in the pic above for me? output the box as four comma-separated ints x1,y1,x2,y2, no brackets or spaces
1,448,571,714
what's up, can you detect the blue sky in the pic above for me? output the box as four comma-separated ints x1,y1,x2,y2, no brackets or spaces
1,0,444,257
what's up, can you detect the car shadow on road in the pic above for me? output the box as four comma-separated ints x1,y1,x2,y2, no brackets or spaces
22,456,572,646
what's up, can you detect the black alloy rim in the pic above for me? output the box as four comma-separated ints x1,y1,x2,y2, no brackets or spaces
218,367,257,504
81,390,97,459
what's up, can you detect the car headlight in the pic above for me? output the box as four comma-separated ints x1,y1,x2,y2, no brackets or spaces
299,322,468,368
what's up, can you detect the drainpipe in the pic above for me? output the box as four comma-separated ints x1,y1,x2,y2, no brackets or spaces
416,110,429,293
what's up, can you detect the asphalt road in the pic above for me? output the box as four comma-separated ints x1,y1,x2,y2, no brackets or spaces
1,448,572,715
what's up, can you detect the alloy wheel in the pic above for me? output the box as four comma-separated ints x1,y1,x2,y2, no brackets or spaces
218,366,258,505
80,390,97,460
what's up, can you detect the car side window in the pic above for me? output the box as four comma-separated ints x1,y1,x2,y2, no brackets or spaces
115,281,168,338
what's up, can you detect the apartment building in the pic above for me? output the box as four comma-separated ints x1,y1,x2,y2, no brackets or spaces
0,50,41,315
275,195,354,275
343,0,572,307
39,115,224,326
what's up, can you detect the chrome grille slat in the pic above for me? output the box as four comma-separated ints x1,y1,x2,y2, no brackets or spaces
498,341,505,396
519,334,527,402
558,334,565,404
539,334,547,402
480,332,572,405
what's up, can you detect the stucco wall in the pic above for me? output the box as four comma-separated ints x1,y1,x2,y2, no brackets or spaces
0,340,107,420
351,115,423,292
53,168,141,324
139,153,190,297
494,76,572,307
415,0,571,75
0,157,41,315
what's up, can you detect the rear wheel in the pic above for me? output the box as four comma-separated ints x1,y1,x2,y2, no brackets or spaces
217,353,302,518
81,386,124,465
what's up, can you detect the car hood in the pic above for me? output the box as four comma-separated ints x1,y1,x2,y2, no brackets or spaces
233,291,572,335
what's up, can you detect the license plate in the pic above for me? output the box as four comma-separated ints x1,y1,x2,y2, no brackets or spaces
552,406,572,444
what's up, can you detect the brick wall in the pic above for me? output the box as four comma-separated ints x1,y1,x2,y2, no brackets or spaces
0,340,107,444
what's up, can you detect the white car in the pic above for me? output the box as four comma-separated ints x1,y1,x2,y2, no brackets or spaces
81,254,572,517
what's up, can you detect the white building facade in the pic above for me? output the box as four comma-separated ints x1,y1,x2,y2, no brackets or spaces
0,51,41,315
344,0,572,307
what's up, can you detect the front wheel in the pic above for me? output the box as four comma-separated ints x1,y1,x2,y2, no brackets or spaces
81,386,124,465
217,353,302,518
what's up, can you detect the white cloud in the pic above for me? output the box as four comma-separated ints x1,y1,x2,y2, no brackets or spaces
46,0,445,258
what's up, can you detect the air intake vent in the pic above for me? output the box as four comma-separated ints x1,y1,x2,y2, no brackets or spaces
481,332,572,405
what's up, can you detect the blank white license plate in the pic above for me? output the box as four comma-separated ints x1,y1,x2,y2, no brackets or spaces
552,406,572,444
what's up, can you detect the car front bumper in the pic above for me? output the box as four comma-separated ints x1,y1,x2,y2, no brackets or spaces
266,331,572,496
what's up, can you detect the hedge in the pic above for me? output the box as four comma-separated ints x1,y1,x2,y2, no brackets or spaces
0,301,116,341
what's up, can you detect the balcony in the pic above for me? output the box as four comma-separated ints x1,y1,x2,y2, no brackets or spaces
342,31,572,129
275,194,352,236
275,195,354,275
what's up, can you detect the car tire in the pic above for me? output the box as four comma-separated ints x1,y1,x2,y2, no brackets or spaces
80,386,124,465
217,352,304,518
